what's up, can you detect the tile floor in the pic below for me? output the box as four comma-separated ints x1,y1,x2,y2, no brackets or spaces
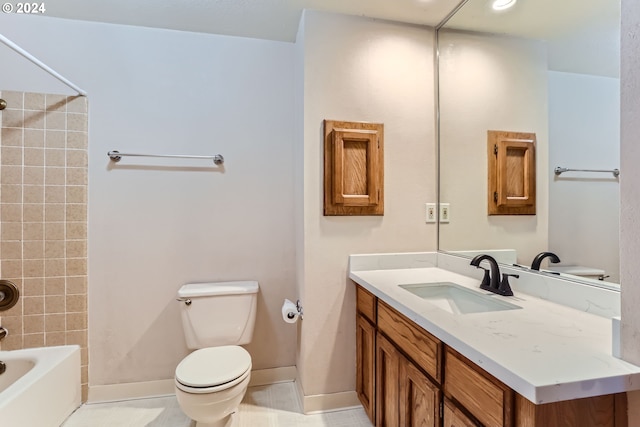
62,382,373,427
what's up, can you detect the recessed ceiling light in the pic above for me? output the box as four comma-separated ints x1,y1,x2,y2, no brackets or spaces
492,0,517,11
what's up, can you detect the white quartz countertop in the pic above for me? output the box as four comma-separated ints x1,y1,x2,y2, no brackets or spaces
349,266,640,404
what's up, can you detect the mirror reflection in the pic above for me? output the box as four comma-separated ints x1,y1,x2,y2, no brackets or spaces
437,0,620,285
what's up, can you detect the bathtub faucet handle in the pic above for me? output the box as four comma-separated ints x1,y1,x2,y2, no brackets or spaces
0,326,8,341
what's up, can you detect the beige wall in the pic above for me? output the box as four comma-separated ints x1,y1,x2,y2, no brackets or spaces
82,26,297,385
438,30,549,265
548,71,620,282
620,0,640,422
0,90,88,399
295,11,437,397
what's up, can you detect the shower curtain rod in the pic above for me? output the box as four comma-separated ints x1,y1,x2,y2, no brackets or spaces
0,33,87,96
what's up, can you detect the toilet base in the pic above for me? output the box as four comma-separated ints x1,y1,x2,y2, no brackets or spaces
195,412,237,427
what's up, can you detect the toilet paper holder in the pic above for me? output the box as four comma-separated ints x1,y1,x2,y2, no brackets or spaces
288,300,304,320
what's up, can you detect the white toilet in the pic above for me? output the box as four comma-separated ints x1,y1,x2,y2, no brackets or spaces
174,281,259,427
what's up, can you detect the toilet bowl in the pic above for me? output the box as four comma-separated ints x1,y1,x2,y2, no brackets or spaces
174,281,259,427
175,346,252,427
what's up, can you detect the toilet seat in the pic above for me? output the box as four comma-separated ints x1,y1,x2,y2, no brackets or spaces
175,346,251,394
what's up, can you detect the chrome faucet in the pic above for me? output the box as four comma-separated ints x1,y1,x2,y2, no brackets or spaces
470,254,515,296
531,251,561,271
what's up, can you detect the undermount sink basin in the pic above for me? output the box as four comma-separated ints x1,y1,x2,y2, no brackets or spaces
399,282,522,315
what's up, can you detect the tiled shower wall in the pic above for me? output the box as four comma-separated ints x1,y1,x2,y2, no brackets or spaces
0,90,88,400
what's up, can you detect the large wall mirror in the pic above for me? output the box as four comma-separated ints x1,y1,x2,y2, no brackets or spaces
437,0,621,286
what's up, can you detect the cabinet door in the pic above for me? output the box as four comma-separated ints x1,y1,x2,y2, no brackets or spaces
356,314,376,423
487,130,536,215
323,120,384,216
376,333,400,427
443,399,480,427
399,354,441,427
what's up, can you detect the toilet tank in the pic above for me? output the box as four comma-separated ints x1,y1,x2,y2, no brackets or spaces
177,281,259,350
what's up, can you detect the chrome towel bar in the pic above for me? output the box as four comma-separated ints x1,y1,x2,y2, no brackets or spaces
554,167,619,178
108,150,224,165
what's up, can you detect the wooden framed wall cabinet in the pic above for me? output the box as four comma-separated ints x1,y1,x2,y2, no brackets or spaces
324,120,384,216
488,130,537,215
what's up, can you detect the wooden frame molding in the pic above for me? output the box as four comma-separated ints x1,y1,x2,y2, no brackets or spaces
488,130,537,215
324,120,384,215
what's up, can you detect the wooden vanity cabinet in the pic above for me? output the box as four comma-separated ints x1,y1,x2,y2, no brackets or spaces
354,285,627,427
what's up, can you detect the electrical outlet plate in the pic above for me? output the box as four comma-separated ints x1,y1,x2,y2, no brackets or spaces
425,203,436,223
440,203,450,223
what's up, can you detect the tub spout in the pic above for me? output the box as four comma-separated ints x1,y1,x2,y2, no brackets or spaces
0,326,8,340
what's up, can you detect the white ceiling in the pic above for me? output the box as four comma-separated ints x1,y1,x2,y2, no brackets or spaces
41,0,461,42
443,0,618,40
39,0,620,76
442,0,620,77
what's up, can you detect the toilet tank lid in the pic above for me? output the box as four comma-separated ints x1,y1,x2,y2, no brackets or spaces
178,281,259,298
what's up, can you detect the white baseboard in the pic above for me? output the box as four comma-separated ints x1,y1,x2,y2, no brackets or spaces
87,379,175,404
88,366,360,415
249,365,297,387
294,379,362,415
87,365,297,404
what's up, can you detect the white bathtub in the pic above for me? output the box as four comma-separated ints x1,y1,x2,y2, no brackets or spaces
0,345,81,426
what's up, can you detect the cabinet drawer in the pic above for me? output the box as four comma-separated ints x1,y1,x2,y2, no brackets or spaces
356,285,377,323
377,301,442,383
445,348,514,427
